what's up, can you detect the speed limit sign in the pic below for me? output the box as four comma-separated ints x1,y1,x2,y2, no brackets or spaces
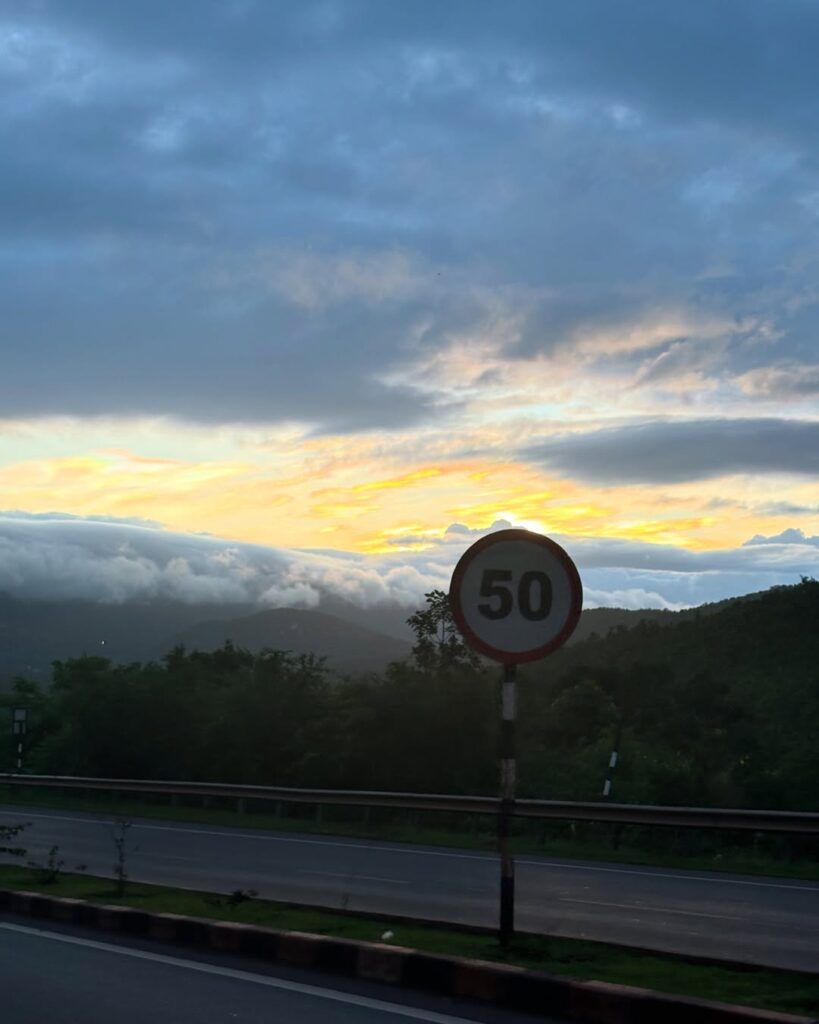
449,528,582,664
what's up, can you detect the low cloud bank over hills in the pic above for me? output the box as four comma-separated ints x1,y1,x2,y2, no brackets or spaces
1,513,817,681
2,513,818,612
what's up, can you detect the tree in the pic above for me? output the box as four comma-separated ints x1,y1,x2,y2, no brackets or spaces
407,590,481,674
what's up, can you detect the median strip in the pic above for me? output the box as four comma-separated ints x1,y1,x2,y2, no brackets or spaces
0,867,815,1022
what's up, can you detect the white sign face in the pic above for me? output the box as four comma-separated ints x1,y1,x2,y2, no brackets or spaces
450,529,582,664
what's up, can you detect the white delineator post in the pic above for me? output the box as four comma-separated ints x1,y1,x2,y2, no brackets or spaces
11,708,27,774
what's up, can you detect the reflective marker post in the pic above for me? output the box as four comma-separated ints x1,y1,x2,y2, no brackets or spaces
11,708,27,774
499,661,517,945
449,529,583,948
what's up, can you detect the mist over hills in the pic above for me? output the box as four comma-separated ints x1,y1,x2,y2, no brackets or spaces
0,586,748,685
168,608,412,674
0,595,254,682
0,594,417,680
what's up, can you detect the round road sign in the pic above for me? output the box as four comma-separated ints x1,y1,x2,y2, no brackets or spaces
449,529,582,664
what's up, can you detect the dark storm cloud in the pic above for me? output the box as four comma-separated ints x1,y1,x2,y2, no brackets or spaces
525,419,819,483
1,1,818,428
0,261,452,429
17,1,819,131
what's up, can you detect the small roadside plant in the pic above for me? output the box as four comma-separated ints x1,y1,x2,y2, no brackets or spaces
226,887,258,908
0,822,29,860
26,842,87,885
28,843,64,884
204,887,258,911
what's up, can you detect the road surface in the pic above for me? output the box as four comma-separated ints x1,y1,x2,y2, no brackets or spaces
0,914,554,1024
1,805,816,972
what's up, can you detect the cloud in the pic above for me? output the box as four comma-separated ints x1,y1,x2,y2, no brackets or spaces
0,512,448,608
2,2,819,432
736,364,819,399
1,513,816,616
524,418,819,483
263,249,432,311
743,528,819,548
582,588,688,612
753,502,819,518
1,509,165,528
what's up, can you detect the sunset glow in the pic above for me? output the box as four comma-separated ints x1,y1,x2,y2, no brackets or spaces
2,2,818,612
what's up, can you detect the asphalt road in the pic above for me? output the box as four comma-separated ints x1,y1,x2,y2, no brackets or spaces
1,805,816,972
0,915,555,1024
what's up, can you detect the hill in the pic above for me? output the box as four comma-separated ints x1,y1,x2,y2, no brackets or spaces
0,586,768,687
0,595,255,682
0,595,410,682
0,591,695,685
516,579,819,808
536,582,813,679
2,580,816,809
166,607,411,674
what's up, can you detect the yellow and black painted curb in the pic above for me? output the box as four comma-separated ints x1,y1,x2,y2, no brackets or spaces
0,888,814,1024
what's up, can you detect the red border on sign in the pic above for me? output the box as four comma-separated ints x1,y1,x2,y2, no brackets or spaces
449,528,583,665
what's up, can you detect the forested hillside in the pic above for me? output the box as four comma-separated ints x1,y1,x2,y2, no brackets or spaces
2,579,817,810
0,593,708,684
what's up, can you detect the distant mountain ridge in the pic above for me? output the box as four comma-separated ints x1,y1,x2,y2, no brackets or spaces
0,588,759,686
166,607,412,674
0,595,411,681
569,594,746,644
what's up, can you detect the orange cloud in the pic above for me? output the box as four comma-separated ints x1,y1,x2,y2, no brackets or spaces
352,467,444,493
2,421,817,557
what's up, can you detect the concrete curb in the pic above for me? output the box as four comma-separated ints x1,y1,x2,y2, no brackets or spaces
0,888,814,1024
212,892,818,980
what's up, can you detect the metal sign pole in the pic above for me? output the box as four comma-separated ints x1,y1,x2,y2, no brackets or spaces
499,661,517,946
449,529,582,951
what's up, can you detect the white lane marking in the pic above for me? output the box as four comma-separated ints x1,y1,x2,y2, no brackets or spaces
298,870,409,885
299,870,354,878
2,811,495,864
0,922,479,1023
361,877,412,886
5,809,818,894
519,859,819,893
558,897,739,921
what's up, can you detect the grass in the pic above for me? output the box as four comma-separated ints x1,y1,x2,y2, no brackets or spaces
1,784,817,882
0,863,816,1017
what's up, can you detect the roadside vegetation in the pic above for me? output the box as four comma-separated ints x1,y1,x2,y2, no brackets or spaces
1,579,817,878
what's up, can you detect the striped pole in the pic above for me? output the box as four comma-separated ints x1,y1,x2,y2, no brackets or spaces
499,661,517,945
602,750,616,797
602,718,624,798
11,708,27,775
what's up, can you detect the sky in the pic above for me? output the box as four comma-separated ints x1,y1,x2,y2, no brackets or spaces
1,0,818,612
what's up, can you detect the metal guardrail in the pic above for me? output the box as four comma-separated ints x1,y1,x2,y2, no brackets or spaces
1,773,817,833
